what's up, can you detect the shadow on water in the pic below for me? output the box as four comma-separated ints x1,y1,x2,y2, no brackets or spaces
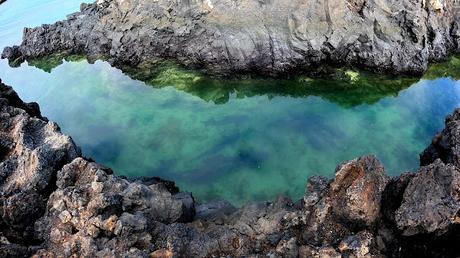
124,62,420,108
23,53,460,108
423,56,460,81
20,52,434,108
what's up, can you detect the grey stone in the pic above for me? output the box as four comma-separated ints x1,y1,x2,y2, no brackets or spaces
396,159,460,236
2,0,460,77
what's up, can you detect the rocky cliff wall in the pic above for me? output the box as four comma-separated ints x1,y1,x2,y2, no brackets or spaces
2,0,460,77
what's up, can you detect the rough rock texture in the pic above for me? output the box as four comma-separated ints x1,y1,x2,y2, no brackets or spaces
421,109,460,166
34,158,196,257
301,156,389,246
329,156,388,227
396,159,460,236
0,79,80,243
2,81,460,256
2,0,460,76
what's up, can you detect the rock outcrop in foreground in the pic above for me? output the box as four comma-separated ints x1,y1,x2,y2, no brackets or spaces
2,0,460,77
1,81,460,257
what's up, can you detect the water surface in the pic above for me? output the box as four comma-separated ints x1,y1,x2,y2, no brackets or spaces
1,0,460,205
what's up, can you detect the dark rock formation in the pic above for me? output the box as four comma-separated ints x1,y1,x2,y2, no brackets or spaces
396,159,460,236
2,0,460,77
0,81,43,119
0,79,80,244
34,158,196,257
1,80,460,256
421,109,460,166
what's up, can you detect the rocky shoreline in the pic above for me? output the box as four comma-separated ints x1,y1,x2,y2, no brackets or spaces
2,0,460,77
1,79,460,257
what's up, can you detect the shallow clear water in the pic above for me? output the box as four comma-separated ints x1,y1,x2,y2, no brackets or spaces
1,0,460,205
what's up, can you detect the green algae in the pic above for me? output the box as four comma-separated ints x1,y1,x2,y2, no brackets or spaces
118,60,417,107
27,53,87,73
27,53,460,106
423,55,460,80
24,53,434,109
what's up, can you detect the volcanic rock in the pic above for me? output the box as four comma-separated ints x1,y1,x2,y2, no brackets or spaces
1,80,460,256
2,0,460,77
396,159,460,236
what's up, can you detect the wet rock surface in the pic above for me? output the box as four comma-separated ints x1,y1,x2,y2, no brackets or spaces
2,0,460,77
421,109,460,167
1,80,460,256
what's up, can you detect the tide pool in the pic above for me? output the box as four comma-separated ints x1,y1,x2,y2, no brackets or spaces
1,0,460,205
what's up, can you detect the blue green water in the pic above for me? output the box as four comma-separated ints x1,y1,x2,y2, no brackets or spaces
1,0,460,205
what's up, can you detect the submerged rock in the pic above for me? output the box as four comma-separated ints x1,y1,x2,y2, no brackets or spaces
195,200,236,221
2,0,460,77
2,80,460,256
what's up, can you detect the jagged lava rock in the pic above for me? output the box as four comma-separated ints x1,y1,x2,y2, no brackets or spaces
330,155,389,227
0,79,80,242
34,158,195,257
396,159,460,236
301,156,389,246
421,109,460,167
2,0,460,76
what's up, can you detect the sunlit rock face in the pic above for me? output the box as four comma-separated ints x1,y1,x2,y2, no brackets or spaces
2,0,460,76
0,79,81,242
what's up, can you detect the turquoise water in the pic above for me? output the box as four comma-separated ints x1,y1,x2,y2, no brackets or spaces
1,0,460,205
